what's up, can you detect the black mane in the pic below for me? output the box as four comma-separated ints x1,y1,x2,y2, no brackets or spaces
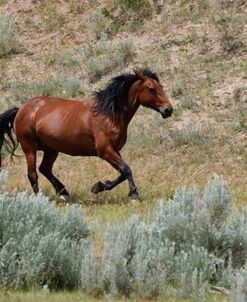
93,69,159,118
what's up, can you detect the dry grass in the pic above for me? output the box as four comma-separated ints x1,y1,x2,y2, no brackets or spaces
0,290,228,302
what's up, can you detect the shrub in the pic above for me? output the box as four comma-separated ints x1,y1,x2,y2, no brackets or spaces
230,266,247,302
89,1,152,38
213,9,246,53
79,40,136,83
0,172,90,290
2,171,247,299
37,2,65,32
0,14,18,58
170,124,211,147
80,175,247,299
10,77,83,102
181,91,198,110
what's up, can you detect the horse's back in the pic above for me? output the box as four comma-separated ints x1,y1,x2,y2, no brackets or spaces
14,96,97,155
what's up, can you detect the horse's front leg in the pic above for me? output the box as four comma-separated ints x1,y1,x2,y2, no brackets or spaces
91,146,139,200
91,173,126,194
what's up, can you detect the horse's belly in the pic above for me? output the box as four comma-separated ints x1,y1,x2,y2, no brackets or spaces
38,134,97,156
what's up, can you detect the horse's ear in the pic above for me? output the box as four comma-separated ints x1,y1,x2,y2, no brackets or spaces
134,70,146,82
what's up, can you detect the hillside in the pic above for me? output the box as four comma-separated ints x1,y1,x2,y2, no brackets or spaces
0,0,247,215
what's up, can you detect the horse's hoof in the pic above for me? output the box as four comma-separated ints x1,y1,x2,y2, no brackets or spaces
128,191,139,201
91,181,105,194
60,194,70,202
131,199,141,205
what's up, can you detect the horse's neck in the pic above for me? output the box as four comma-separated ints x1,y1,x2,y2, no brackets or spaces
121,80,141,126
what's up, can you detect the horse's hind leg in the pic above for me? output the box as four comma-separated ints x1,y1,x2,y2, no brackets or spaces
39,148,70,201
24,148,39,194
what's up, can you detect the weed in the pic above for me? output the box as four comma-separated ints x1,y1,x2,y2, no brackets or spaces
69,0,84,15
37,2,65,32
0,14,18,58
89,0,152,38
45,50,78,70
161,33,197,48
171,81,184,98
181,91,198,110
10,77,84,102
79,40,136,82
171,124,211,147
213,9,246,53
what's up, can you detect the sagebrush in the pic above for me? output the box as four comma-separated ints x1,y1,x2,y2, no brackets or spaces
2,172,247,301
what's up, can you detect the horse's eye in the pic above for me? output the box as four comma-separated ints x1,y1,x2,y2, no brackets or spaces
149,87,156,94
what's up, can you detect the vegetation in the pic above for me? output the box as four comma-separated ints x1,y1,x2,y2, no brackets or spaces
1,172,247,301
0,0,247,301
0,14,18,58
0,173,89,290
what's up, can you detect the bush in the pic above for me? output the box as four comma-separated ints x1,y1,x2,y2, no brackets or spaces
10,77,84,102
79,40,136,83
89,1,152,38
0,173,90,290
213,9,246,53
170,124,211,147
0,14,18,58
2,171,247,300
80,175,247,299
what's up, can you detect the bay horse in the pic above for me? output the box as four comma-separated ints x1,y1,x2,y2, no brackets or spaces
0,69,173,201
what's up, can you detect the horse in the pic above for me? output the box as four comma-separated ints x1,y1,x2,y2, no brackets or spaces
0,69,173,201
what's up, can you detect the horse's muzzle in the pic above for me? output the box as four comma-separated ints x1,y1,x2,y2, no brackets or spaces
160,107,173,119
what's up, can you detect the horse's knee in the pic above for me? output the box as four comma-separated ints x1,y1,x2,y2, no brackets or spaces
119,163,132,178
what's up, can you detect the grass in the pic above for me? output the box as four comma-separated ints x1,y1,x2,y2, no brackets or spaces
0,290,228,302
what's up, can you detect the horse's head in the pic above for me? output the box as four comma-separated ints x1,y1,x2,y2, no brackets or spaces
134,70,173,119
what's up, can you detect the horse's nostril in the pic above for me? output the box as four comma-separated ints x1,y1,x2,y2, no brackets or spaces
165,108,172,115
161,107,173,118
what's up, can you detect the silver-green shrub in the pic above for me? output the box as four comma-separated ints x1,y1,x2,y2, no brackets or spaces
0,172,89,289
2,170,247,299
79,40,136,83
79,174,247,299
0,14,18,58
10,77,83,103
230,265,247,302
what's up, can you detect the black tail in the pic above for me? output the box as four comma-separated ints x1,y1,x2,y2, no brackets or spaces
0,107,19,168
